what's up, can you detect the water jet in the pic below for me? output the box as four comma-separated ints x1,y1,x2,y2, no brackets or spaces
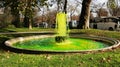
55,12,68,43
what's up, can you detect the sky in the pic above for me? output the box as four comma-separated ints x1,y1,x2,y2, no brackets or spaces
96,0,108,3
37,0,109,16
67,0,108,16
69,0,108,4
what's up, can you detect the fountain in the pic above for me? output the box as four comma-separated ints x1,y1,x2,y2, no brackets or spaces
4,12,120,54
55,12,68,43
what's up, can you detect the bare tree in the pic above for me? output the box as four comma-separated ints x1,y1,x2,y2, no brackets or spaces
107,0,120,16
90,0,106,17
67,0,81,21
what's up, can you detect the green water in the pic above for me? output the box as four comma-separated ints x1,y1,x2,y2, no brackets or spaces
13,38,108,51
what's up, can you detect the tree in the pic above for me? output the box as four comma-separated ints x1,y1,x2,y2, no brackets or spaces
22,0,37,29
67,0,82,21
91,2,106,17
116,7,120,16
63,0,67,13
50,0,67,12
107,0,120,16
2,0,21,28
77,0,92,29
0,0,4,8
21,0,47,29
0,7,13,28
2,0,48,29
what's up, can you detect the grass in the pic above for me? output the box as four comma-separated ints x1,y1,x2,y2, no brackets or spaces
0,28,120,67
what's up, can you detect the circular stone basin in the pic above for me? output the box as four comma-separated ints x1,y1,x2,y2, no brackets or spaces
5,34,120,54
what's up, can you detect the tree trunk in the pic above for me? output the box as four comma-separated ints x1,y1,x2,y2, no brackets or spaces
23,10,33,29
77,0,92,29
29,19,32,29
63,0,67,13
11,8,21,28
23,0,33,29
23,10,29,27
12,14,21,28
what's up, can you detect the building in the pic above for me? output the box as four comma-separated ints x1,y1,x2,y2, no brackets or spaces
90,17,120,31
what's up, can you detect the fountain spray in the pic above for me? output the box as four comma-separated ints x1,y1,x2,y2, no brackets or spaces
55,12,68,43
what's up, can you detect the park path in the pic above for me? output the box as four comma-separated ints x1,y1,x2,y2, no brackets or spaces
0,31,54,34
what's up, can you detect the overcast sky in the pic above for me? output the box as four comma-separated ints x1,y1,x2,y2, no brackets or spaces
69,0,108,4
37,0,109,16
96,0,108,3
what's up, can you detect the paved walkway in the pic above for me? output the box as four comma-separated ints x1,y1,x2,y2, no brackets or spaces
0,31,54,34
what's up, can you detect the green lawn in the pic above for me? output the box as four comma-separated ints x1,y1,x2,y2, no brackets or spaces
0,28,120,67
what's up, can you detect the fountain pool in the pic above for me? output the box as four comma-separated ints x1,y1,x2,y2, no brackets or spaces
4,34,120,54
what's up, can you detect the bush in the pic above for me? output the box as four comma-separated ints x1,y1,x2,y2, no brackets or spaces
7,24,16,28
